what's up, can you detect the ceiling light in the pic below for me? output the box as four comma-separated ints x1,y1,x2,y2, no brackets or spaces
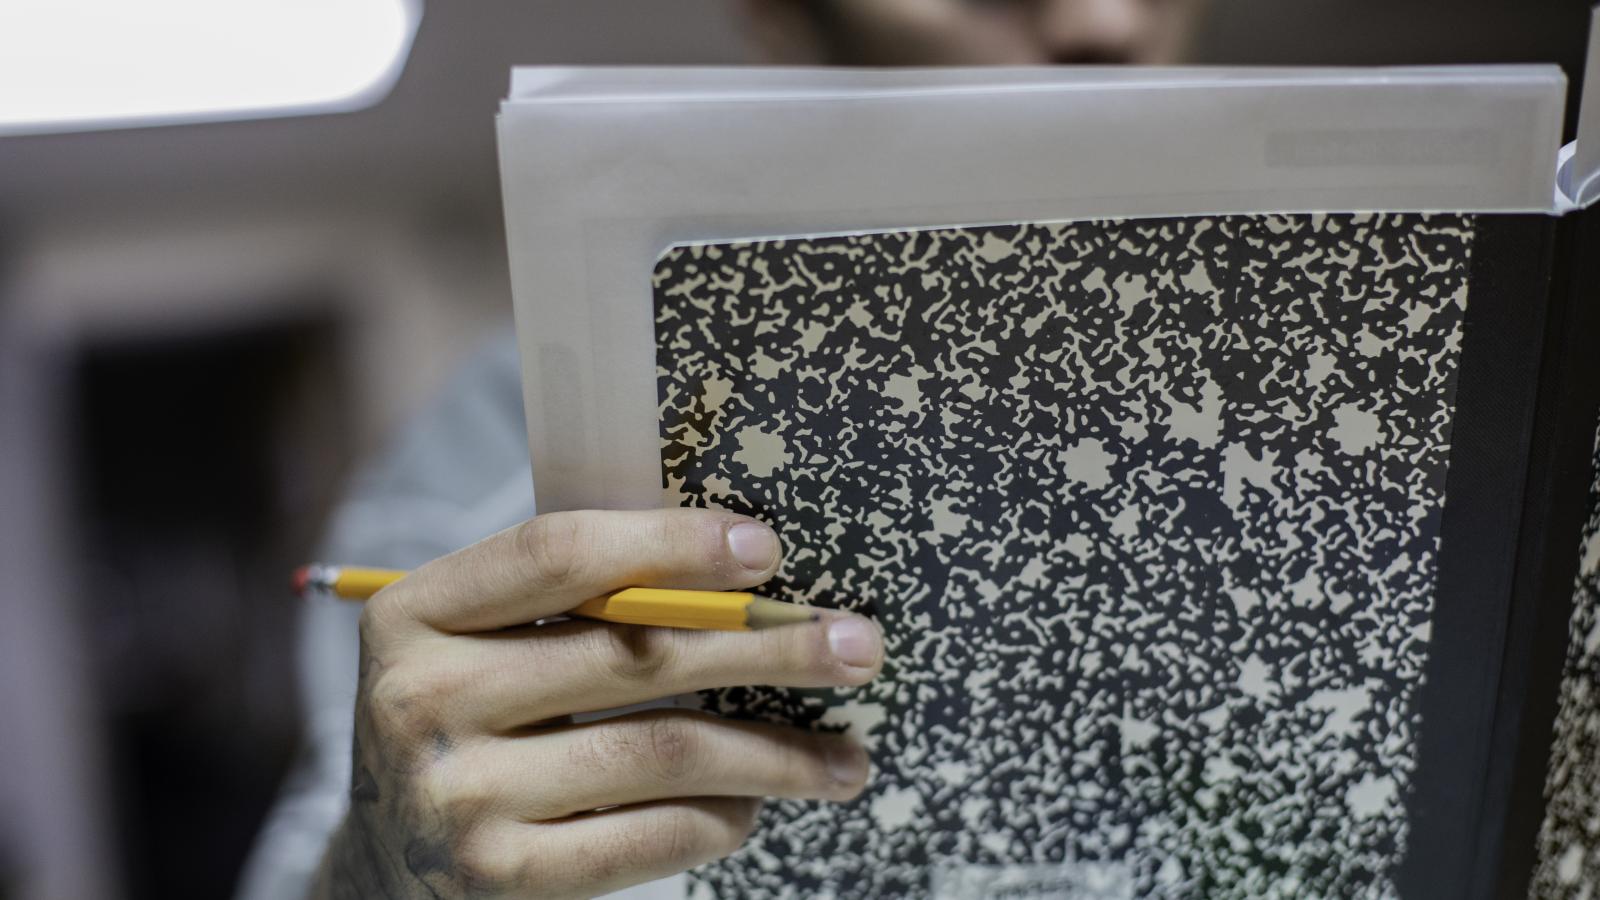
0,0,421,135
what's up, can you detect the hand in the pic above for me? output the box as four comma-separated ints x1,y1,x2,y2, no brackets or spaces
312,509,883,899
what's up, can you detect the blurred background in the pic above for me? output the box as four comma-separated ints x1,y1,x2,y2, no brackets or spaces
0,1,1591,898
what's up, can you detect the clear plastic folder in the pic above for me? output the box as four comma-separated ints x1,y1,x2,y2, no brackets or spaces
498,65,1566,515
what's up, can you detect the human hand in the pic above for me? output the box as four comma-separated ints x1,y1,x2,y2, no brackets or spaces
312,509,883,899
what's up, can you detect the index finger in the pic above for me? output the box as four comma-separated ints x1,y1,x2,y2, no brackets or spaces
370,508,784,634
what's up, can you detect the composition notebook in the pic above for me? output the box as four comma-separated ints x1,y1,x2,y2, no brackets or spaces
498,27,1600,900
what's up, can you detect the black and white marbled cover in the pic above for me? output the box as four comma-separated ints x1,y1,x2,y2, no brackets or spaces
653,214,1476,898
1530,421,1600,899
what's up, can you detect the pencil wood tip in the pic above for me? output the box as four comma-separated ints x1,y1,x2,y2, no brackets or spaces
746,597,819,630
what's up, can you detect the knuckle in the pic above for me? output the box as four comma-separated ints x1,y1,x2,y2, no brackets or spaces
453,849,502,892
642,715,702,785
515,513,589,592
509,827,573,892
454,830,522,892
424,760,497,829
597,624,677,685
413,764,454,812
365,668,416,733
627,805,711,871
578,714,704,788
357,597,404,647
366,662,448,742
562,726,607,775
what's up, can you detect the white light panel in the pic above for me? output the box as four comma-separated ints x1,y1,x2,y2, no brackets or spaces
0,0,421,134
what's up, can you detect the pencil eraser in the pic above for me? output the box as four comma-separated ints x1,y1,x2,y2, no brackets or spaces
291,565,311,597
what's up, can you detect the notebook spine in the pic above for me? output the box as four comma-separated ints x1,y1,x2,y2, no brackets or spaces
1398,214,1557,899
1483,204,1600,899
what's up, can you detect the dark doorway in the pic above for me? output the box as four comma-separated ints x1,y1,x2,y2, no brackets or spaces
69,310,348,899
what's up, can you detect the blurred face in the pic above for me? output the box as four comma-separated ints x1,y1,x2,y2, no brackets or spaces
749,0,1207,66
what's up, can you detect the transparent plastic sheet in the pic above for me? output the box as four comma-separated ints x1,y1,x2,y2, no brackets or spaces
1568,6,1600,208
497,65,1566,518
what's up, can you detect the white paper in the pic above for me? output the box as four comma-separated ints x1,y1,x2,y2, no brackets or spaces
497,65,1565,513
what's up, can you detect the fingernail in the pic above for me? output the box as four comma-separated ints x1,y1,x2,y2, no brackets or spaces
825,740,869,786
727,522,778,570
827,617,880,669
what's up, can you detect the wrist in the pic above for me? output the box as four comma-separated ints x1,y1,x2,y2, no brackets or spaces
312,816,402,900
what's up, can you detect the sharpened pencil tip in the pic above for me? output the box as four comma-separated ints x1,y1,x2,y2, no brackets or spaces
747,596,822,630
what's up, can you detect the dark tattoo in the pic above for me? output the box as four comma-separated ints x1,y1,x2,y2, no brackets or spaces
311,646,499,900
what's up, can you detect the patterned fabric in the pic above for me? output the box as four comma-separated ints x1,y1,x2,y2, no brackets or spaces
654,214,1476,899
1531,421,1600,900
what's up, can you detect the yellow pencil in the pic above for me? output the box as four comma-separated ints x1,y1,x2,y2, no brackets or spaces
292,564,818,631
